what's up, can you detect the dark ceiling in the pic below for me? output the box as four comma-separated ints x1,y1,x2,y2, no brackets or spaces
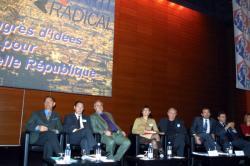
171,0,233,25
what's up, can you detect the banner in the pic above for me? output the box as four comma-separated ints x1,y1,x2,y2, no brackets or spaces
0,0,115,96
233,0,250,90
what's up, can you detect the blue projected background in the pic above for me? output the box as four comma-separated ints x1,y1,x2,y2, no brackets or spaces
0,0,115,96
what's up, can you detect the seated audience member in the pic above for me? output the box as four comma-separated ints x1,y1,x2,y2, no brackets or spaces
215,112,250,155
90,100,131,161
26,96,63,159
158,108,187,156
63,101,96,154
240,113,250,137
132,106,163,156
191,108,221,151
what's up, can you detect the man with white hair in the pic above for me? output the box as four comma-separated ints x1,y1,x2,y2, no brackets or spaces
158,108,187,156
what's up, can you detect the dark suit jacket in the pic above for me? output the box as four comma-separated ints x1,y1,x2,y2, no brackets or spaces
215,121,239,143
63,113,92,134
26,110,63,144
158,118,187,135
191,117,216,135
158,118,188,144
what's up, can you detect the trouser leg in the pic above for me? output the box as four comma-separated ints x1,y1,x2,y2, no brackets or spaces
113,133,131,161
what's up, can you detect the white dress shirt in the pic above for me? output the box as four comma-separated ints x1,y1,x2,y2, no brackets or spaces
75,113,84,128
203,118,210,133
72,114,85,132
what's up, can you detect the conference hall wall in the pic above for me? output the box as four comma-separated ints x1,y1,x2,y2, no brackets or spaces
0,0,230,145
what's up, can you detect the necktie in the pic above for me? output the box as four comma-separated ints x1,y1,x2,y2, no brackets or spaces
46,112,51,120
100,113,118,132
203,119,208,133
77,116,81,129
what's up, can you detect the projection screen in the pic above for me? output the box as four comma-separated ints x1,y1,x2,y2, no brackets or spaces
0,0,115,96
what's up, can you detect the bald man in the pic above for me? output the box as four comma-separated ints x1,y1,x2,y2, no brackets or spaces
158,108,187,156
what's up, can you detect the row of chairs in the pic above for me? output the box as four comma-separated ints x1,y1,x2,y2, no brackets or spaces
22,131,103,166
130,133,222,166
22,130,217,166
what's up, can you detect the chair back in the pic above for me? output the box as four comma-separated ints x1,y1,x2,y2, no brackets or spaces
23,131,64,166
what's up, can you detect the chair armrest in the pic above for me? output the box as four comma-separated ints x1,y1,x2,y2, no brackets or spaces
24,131,30,148
58,132,64,149
190,135,195,151
159,132,165,135
23,131,30,166
130,134,140,155
190,135,205,153
24,131,31,147
160,133,167,152
64,132,70,145
159,133,165,142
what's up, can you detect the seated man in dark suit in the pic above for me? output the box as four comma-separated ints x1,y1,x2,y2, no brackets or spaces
26,96,63,159
215,112,250,155
191,108,221,151
158,108,187,156
63,101,96,154
90,100,131,161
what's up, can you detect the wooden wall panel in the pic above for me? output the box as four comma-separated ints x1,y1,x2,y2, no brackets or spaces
0,88,23,145
0,0,233,145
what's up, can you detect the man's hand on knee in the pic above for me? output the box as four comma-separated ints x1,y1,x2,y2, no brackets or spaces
121,131,126,137
194,135,202,144
104,130,112,136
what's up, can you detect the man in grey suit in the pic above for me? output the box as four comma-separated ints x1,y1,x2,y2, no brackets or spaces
26,96,63,159
191,108,221,151
158,108,187,156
